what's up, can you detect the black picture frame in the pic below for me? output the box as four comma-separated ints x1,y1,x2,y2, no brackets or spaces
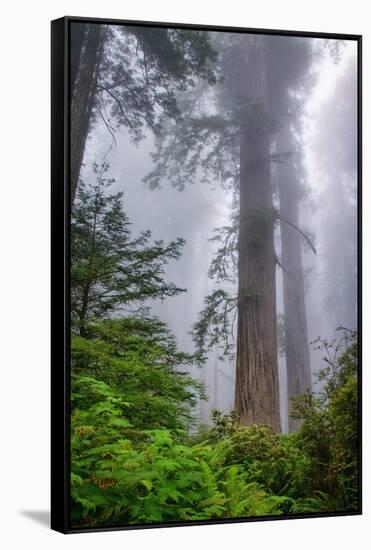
51,16,362,534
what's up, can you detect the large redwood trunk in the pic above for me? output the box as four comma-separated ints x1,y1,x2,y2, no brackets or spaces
70,24,103,204
234,38,281,431
277,124,311,431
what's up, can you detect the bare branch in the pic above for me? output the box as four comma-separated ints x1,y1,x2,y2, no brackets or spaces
278,215,317,255
97,84,133,129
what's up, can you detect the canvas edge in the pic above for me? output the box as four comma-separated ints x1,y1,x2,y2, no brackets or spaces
50,15,362,534
51,16,71,534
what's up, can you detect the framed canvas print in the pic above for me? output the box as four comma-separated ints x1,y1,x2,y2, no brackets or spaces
51,16,362,533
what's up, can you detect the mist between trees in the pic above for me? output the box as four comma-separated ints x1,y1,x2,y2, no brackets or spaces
69,22,358,527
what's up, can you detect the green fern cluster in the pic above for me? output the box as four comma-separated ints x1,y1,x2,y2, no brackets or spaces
70,167,358,528
71,336,358,527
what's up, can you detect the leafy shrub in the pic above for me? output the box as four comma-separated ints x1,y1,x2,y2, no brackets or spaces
71,383,294,526
292,335,358,510
72,316,205,433
208,422,311,500
71,329,359,525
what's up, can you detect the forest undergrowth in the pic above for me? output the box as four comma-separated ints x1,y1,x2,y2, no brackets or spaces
70,167,358,528
71,323,358,527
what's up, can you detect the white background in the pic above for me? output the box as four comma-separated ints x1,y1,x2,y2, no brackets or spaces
0,0,369,548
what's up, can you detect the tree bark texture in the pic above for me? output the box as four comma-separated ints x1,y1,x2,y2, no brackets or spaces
70,24,103,204
234,37,281,431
